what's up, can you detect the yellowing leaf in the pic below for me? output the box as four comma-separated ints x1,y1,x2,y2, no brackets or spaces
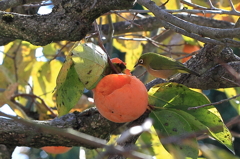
42,43,58,59
17,44,37,85
0,65,14,88
113,34,143,70
224,87,240,113
55,63,84,116
71,43,107,89
139,128,173,158
151,109,199,159
32,60,62,107
148,82,234,154
159,0,180,9
3,41,21,77
0,83,29,119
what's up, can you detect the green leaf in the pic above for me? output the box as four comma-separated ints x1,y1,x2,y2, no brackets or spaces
42,43,57,59
55,59,84,116
150,109,198,159
71,43,107,90
148,82,234,153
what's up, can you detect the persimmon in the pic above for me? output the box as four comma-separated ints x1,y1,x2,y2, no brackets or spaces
111,58,126,65
41,146,72,154
93,74,148,123
196,12,211,18
110,58,131,75
182,44,200,63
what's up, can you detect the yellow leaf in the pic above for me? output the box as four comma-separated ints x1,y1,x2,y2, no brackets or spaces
0,83,29,119
0,65,14,88
32,60,62,108
113,34,143,70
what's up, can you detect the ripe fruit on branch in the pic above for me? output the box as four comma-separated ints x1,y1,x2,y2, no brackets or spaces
93,74,148,123
182,44,200,63
41,146,72,154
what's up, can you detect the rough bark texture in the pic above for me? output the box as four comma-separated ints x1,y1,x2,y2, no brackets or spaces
146,44,240,89
1,0,240,158
0,0,135,45
0,108,123,148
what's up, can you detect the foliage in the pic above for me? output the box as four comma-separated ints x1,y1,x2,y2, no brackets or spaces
1,0,240,158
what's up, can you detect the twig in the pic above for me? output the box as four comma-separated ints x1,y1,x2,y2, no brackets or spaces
219,60,240,85
0,50,14,58
176,50,199,61
22,2,53,8
180,0,209,10
50,41,72,62
113,11,143,30
109,9,240,16
188,93,240,110
93,20,119,74
105,14,114,56
137,0,240,43
221,76,240,87
13,42,22,93
11,94,57,118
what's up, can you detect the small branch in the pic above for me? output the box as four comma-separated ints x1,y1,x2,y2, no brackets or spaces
13,42,22,89
94,20,119,74
11,93,57,118
137,0,240,44
188,93,240,110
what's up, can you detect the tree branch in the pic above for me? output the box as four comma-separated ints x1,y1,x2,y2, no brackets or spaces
137,0,240,45
0,0,237,46
0,108,124,148
0,0,135,45
146,44,240,90
0,0,43,11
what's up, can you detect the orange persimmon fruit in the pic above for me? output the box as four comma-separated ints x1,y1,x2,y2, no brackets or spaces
111,58,126,65
110,58,131,75
93,74,148,123
182,44,200,63
41,146,72,154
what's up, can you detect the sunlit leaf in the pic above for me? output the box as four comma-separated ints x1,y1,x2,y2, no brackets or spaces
1,83,29,119
139,129,173,158
32,60,62,108
3,41,21,77
17,43,37,85
55,59,84,116
224,87,240,113
159,0,180,9
71,43,107,90
148,82,234,153
151,109,198,159
42,43,58,59
0,65,14,88
113,34,143,70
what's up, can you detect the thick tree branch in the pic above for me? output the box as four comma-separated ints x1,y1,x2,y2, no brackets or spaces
0,0,134,45
0,1,236,46
137,0,240,45
98,14,234,36
0,0,43,11
0,108,123,148
146,44,240,90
